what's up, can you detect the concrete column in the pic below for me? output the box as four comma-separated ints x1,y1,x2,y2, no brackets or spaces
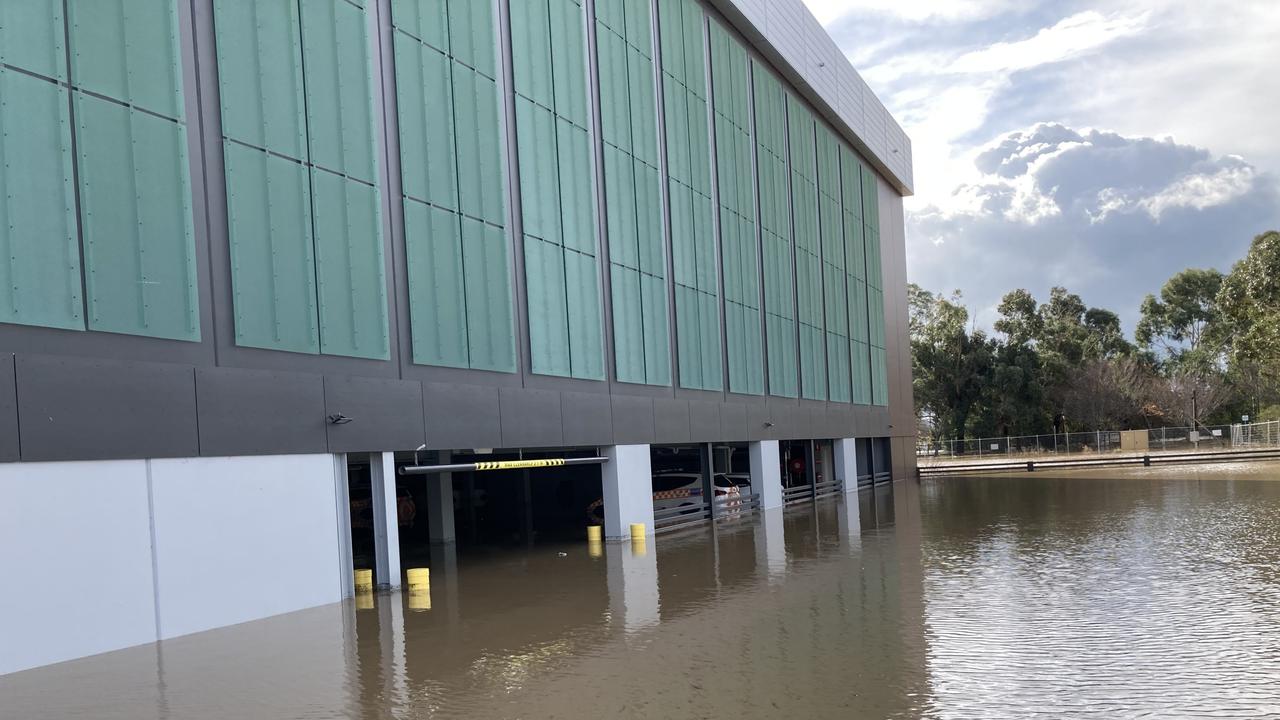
602,444,654,540
425,450,455,544
605,541,660,634
749,440,783,510
369,451,401,589
333,454,355,599
834,438,858,493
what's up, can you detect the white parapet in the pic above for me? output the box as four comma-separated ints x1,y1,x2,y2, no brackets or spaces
601,444,655,541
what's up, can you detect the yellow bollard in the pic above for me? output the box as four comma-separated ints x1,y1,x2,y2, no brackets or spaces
630,523,646,542
354,568,374,594
406,567,430,592
587,525,602,543
355,592,374,611
588,538,603,559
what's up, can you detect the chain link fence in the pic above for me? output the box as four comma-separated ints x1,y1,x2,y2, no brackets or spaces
918,420,1280,460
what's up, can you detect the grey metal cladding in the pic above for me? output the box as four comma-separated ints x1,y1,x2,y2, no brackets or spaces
196,367,327,456
324,376,426,453
561,392,614,447
653,399,692,444
745,402,775,441
688,402,722,442
0,354,17,461
720,402,748,442
708,0,913,193
423,382,502,450
611,395,656,445
16,354,199,461
499,388,564,448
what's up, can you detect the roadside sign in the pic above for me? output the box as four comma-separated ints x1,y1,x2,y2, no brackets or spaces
1243,415,1251,423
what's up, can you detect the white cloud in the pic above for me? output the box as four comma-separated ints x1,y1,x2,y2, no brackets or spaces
802,0,1018,24
1139,163,1258,219
948,11,1147,74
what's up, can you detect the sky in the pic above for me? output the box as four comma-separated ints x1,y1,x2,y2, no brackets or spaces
802,0,1280,335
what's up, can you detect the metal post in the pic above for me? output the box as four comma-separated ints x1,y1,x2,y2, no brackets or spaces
703,443,717,520
807,440,818,496
1006,436,1011,456
1096,430,1102,454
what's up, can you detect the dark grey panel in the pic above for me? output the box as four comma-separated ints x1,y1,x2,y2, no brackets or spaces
720,403,747,442
561,391,613,447
196,367,327,456
16,354,198,461
765,400,798,439
653,399,690,444
689,402,720,442
611,395,655,445
500,388,563,448
424,382,502,450
0,354,18,461
826,405,854,438
324,376,426,453
746,402,776,441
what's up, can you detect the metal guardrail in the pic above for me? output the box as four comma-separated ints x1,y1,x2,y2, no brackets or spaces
919,421,1280,460
918,447,1280,476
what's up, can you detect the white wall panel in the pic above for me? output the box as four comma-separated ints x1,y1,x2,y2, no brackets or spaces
149,454,343,639
0,460,157,675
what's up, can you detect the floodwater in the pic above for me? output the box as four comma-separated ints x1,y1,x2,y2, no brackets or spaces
5,463,1280,719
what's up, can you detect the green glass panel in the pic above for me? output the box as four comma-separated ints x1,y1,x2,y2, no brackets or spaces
565,248,604,380
525,236,570,377
514,97,559,240
596,26,631,152
452,64,504,225
611,265,644,384
390,0,447,52
448,0,496,77
213,0,307,159
224,143,319,354
312,172,387,359
634,162,663,274
76,95,197,341
827,333,851,403
0,69,81,330
556,119,596,255
548,0,588,126
0,0,66,80
405,200,467,368
641,272,671,385
460,217,516,372
871,345,888,406
510,0,553,108
68,0,182,118
603,147,637,268
393,35,457,209
300,0,377,183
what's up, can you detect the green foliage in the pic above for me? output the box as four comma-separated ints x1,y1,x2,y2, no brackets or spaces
912,231,1280,440
1216,231,1280,374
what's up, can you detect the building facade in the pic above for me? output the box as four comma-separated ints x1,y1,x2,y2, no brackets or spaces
0,0,914,675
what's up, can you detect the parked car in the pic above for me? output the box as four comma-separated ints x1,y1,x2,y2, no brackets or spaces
585,472,749,524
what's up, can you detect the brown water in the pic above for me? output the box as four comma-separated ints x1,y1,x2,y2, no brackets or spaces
5,463,1280,719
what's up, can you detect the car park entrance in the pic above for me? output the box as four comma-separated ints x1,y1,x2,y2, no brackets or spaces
650,443,755,534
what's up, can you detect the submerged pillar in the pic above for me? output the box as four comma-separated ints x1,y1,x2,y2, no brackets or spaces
605,540,659,634
749,440,783,510
425,450,456,544
834,438,858,492
602,444,654,541
369,451,401,589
